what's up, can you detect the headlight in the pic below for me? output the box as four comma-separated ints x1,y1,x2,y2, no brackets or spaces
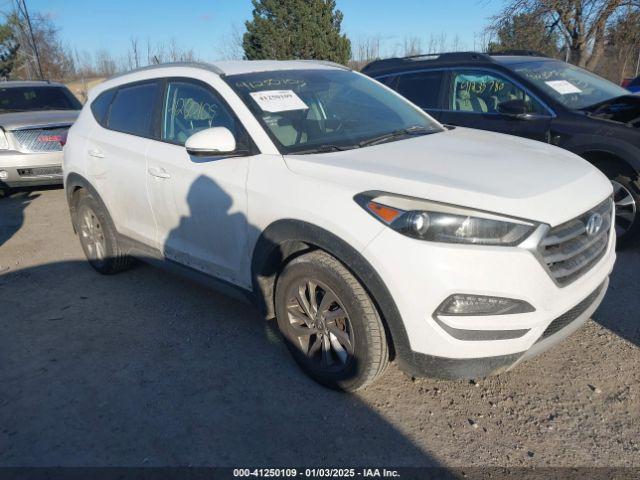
356,192,536,246
0,129,8,150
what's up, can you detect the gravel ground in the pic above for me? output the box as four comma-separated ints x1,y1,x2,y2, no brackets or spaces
0,187,639,468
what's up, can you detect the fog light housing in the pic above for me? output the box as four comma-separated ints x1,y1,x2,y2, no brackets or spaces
0,170,7,180
436,294,535,316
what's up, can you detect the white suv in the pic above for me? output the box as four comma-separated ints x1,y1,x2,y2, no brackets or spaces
63,61,616,391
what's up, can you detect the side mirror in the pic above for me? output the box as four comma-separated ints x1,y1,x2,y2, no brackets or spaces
497,99,529,117
185,127,236,156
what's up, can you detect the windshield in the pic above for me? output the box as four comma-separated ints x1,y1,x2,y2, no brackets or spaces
509,60,629,110
225,69,443,154
0,86,82,113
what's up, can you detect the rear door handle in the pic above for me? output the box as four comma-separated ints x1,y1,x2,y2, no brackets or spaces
88,149,104,158
148,166,171,179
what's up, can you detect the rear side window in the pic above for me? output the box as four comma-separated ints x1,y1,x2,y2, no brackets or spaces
90,89,116,127
395,71,444,109
108,82,160,137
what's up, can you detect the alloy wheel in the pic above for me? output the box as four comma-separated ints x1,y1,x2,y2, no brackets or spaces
284,279,354,371
79,207,106,261
611,180,637,237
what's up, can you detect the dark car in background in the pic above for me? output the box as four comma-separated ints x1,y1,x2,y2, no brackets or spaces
0,81,81,195
363,52,640,246
625,76,640,94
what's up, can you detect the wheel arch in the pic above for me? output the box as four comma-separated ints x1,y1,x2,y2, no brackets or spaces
251,219,411,361
64,173,114,232
579,150,637,179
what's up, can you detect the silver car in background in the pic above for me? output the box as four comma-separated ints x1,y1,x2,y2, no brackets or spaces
0,81,81,193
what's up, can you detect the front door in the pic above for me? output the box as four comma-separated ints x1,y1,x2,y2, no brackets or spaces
146,78,254,286
438,70,552,142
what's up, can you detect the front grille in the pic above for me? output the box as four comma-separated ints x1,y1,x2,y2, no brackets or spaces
539,198,613,286
537,282,605,341
10,126,69,152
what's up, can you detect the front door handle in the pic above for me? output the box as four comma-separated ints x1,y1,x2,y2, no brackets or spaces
88,149,104,158
148,166,171,179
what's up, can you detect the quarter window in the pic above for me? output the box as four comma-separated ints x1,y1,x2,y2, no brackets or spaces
90,89,116,127
395,70,444,109
108,82,160,137
162,81,237,145
448,71,545,115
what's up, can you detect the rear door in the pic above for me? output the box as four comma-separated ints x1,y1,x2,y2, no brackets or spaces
86,81,162,246
438,69,552,142
379,70,446,120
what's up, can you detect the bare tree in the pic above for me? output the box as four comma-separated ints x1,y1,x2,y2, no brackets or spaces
598,8,640,81
128,37,141,69
402,36,422,56
491,0,640,70
349,35,381,69
8,11,75,80
216,24,245,60
94,49,117,77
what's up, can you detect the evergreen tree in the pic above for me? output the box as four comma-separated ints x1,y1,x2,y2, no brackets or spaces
243,0,351,65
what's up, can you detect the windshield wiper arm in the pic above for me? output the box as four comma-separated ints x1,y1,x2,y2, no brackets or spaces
358,125,433,148
293,144,358,154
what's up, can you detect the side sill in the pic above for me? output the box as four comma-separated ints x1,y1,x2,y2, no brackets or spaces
118,234,255,306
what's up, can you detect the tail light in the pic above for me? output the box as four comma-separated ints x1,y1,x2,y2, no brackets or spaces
59,130,68,147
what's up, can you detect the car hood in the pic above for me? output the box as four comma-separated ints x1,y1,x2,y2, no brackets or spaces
283,127,612,227
581,94,640,127
0,110,79,130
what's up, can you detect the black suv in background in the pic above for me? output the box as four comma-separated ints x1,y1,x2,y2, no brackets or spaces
363,52,640,246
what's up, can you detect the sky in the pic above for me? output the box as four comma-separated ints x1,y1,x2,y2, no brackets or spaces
24,0,503,62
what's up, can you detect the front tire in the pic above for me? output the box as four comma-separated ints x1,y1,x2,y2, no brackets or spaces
611,175,640,248
73,189,133,274
275,250,389,391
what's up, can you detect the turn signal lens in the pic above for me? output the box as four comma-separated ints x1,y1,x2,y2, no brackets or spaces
436,294,535,316
366,201,403,223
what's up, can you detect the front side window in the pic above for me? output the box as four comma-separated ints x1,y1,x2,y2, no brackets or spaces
108,82,160,138
0,86,81,113
395,70,444,109
448,70,545,114
225,69,443,154
162,81,237,145
508,59,629,110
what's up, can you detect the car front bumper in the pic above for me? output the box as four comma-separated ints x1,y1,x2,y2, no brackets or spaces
362,222,616,379
0,150,63,189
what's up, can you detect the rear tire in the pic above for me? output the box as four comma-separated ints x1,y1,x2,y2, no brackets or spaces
611,175,640,248
73,189,133,274
275,250,389,391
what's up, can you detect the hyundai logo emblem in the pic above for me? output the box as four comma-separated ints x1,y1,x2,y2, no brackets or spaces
586,213,604,237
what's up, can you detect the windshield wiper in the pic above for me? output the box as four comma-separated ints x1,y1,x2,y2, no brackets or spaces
358,125,433,148
293,144,359,154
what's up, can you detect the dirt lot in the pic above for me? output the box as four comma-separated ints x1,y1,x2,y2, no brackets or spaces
1,187,639,468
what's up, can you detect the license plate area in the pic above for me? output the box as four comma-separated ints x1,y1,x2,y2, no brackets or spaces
17,166,63,178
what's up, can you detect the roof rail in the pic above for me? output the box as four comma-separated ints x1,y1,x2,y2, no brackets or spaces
361,51,491,74
297,59,351,70
488,49,549,57
107,61,225,81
